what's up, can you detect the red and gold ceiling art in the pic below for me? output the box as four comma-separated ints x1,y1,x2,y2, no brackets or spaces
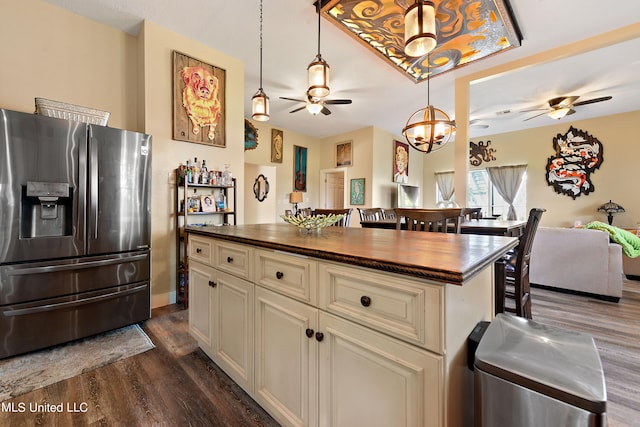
321,0,521,82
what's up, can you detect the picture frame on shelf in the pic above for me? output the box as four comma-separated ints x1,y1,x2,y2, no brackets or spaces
200,195,215,212
187,196,201,213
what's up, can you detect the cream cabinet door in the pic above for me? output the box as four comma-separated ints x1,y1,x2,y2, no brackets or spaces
211,270,254,393
188,260,214,352
254,286,319,427
318,312,444,427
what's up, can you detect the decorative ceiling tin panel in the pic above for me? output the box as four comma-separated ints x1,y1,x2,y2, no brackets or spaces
322,0,522,83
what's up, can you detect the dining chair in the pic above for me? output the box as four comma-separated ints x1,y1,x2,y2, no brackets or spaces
461,207,483,221
312,208,353,227
358,207,384,221
382,208,397,220
395,208,463,233
494,208,546,319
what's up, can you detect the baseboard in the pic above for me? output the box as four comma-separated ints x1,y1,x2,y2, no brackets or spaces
530,283,621,303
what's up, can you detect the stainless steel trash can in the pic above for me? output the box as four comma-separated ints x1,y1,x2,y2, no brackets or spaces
474,313,607,427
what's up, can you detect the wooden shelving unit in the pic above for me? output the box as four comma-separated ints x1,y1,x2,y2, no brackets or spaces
175,170,236,308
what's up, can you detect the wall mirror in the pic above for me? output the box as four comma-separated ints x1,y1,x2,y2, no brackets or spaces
253,174,269,202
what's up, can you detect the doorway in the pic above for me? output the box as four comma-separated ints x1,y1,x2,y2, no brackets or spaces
319,168,346,209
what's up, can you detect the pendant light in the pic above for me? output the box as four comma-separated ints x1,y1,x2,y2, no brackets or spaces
404,0,437,57
307,0,330,99
402,54,455,153
251,0,270,121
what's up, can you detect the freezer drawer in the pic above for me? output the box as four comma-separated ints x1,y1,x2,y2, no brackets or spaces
0,251,150,305
0,281,150,359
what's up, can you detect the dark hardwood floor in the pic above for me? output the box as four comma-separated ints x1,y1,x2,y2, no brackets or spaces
531,279,640,427
1,279,638,426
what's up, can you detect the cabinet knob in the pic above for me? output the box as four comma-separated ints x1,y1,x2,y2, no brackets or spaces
305,328,314,338
196,248,202,254
208,280,217,288
276,271,284,280
315,332,324,342
227,256,234,263
360,296,371,307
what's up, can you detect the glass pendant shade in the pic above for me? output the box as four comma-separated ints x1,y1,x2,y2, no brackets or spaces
251,88,270,121
307,56,330,99
547,107,571,120
404,1,437,57
306,101,323,115
402,105,455,153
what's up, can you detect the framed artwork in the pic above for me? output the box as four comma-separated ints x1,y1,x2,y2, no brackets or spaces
200,195,215,212
393,140,409,183
173,51,226,147
336,140,353,167
244,119,258,151
294,145,307,192
350,178,365,205
271,128,284,163
187,196,201,213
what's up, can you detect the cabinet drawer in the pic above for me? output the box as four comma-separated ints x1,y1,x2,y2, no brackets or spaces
213,241,253,281
255,250,317,305
319,263,443,353
189,236,213,265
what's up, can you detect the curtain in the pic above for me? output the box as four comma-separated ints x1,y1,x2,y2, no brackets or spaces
435,171,455,207
487,164,527,220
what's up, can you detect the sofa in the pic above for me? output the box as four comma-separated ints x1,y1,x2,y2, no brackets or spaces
530,227,623,301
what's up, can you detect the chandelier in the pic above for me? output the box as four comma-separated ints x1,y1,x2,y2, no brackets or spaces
402,55,455,153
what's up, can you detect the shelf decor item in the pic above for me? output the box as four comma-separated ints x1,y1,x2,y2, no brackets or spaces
280,213,345,232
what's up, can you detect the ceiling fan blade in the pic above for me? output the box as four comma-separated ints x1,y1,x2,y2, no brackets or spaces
469,120,489,129
324,99,352,105
289,106,307,113
572,96,612,107
523,111,549,121
519,108,549,113
549,96,579,108
280,96,306,103
321,106,332,115
565,109,576,116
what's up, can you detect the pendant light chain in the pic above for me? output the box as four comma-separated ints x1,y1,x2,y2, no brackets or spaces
259,0,264,90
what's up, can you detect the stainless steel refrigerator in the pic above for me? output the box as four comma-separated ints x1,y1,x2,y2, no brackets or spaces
0,108,152,359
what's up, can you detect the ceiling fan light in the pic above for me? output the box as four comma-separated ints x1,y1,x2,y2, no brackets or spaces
404,1,437,57
548,107,571,120
306,102,323,115
402,105,455,153
307,56,330,99
251,88,270,121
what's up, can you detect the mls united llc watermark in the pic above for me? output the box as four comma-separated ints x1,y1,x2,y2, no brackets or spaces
2,401,89,413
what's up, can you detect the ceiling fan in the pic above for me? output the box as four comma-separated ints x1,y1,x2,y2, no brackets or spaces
280,95,352,116
522,95,613,121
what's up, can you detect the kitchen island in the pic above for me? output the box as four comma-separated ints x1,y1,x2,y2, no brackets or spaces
185,224,517,427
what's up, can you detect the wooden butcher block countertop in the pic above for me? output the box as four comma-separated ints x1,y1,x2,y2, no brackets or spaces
186,224,518,285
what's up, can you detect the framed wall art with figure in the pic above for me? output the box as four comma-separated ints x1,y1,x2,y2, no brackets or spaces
350,178,365,205
173,51,226,147
294,145,307,192
271,128,283,163
336,140,352,167
393,140,409,183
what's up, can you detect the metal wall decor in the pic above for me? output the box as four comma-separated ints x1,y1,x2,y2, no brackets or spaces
322,0,521,82
545,126,603,199
469,140,496,166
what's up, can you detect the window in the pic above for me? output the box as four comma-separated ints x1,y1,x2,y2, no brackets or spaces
436,169,527,220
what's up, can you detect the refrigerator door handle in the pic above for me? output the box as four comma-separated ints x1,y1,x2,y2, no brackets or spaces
89,129,99,239
3,284,148,317
7,253,148,276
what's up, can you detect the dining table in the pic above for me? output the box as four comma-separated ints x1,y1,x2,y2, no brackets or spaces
360,218,528,237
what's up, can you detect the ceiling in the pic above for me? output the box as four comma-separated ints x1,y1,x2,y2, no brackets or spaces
44,0,640,140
